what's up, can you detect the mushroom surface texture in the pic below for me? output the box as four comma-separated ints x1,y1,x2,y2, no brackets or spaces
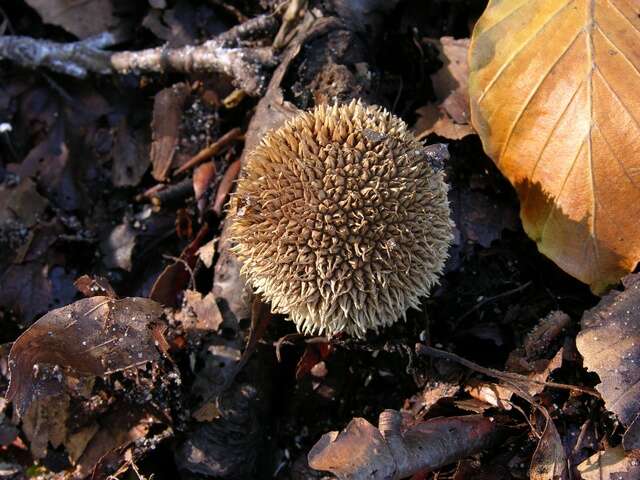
229,101,453,337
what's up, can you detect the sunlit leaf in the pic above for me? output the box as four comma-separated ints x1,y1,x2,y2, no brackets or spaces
469,0,640,292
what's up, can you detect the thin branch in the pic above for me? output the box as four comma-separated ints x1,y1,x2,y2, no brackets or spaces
174,127,243,175
415,343,600,398
0,32,116,77
0,15,279,96
456,281,533,322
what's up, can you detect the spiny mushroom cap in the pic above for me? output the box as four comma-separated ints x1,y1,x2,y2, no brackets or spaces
229,101,453,337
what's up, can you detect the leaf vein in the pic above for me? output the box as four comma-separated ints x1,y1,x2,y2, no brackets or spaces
609,373,640,416
528,78,587,185
499,28,584,165
587,0,599,280
606,0,640,35
594,23,640,80
477,0,576,104
540,135,588,241
595,67,640,138
594,123,640,194
474,0,529,41
590,124,637,249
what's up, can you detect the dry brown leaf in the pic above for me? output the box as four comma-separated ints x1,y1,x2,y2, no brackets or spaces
6,296,165,416
211,159,240,216
576,274,640,449
193,162,217,203
197,239,216,269
308,410,499,479
465,382,514,410
74,409,152,479
150,83,190,181
0,178,48,227
414,37,474,140
577,447,640,480
309,417,396,479
22,391,70,458
414,104,475,141
74,274,117,299
25,0,115,39
149,224,209,307
430,37,471,125
112,119,149,188
526,348,564,397
65,423,100,464
405,380,460,416
507,311,571,396
469,0,640,293
524,311,572,360
530,413,567,480
181,289,224,333
0,221,76,324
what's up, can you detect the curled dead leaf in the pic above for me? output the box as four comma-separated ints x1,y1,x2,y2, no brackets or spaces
0,177,48,227
179,289,223,333
308,410,499,480
530,413,567,480
74,274,117,299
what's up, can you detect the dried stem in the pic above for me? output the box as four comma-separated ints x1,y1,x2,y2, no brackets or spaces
174,127,243,175
415,343,600,398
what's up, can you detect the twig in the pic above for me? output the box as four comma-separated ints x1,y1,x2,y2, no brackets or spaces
136,184,166,202
415,343,600,398
174,127,243,175
273,0,309,49
571,419,592,457
456,281,533,322
162,255,196,291
211,159,241,216
0,15,279,96
0,6,14,35
150,177,194,207
207,0,250,23
274,333,302,362
0,32,118,77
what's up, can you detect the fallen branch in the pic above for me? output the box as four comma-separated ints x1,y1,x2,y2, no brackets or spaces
0,15,279,96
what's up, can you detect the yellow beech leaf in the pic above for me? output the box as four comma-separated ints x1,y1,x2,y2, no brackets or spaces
469,0,640,293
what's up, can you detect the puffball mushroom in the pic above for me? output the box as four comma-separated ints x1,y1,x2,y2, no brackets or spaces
229,101,453,337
